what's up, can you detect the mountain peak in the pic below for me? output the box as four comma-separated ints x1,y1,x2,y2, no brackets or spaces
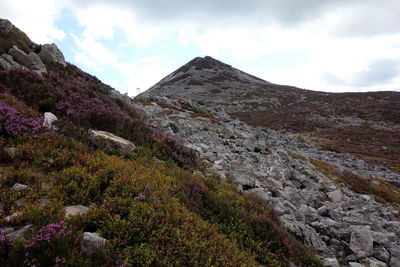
139,55,268,101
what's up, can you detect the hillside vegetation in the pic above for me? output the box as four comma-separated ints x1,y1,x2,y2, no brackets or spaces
0,22,321,266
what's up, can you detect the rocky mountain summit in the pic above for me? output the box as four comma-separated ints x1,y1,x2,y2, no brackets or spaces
137,58,400,266
140,56,400,174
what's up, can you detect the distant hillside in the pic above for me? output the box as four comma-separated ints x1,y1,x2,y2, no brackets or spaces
139,56,400,173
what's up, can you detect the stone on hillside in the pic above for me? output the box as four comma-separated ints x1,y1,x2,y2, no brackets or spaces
361,258,387,267
43,112,58,129
322,258,339,267
81,232,106,255
348,263,365,267
0,19,13,33
5,212,23,222
11,183,28,192
89,130,136,154
327,189,343,203
372,248,390,263
0,54,26,70
6,225,34,242
65,205,89,218
8,45,47,73
349,226,373,258
39,43,66,67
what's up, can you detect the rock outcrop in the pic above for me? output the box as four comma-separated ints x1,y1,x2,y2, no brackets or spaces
0,54,26,70
9,45,46,74
39,43,66,67
89,130,136,154
0,18,13,33
134,96,400,266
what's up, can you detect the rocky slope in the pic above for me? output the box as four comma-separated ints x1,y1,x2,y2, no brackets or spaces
137,58,400,266
0,18,323,266
140,56,400,174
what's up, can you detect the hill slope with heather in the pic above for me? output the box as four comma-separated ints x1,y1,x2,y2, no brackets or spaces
140,56,400,174
0,18,324,266
138,56,400,266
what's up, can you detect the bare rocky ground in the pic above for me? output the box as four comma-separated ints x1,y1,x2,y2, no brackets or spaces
132,96,400,267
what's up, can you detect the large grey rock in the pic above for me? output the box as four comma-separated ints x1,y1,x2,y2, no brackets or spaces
43,112,58,129
6,225,34,242
327,189,343,203
0,54,26,70
0,19,13,33
8,45,47,73
65,205,89,218
89,130,136,154
81,232,106,255
349,226,373,258
39,43,66,67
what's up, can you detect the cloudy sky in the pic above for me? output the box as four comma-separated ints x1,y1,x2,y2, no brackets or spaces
1,0,400,96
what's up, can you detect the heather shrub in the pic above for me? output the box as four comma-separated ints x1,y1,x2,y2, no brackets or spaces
0,101,44,137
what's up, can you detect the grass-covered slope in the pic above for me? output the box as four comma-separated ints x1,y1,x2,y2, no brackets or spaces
0,58,321,266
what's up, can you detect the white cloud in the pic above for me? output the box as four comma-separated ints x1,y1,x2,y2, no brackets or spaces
2,0,400,93
0,0,66,43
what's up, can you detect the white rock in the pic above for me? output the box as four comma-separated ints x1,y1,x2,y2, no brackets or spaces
81,232,106,255
11,183,28,192
43,112,58,129
65,205,89,218
89,130,136,153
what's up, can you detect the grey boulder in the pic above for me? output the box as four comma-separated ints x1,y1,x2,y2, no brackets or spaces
39,43,66,67
9,45,47,74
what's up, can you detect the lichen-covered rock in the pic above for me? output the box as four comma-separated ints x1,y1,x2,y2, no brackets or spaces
39,43,66,67
64,205,89,218
89,130,136,154
80,232,106,255
9,45,46,74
